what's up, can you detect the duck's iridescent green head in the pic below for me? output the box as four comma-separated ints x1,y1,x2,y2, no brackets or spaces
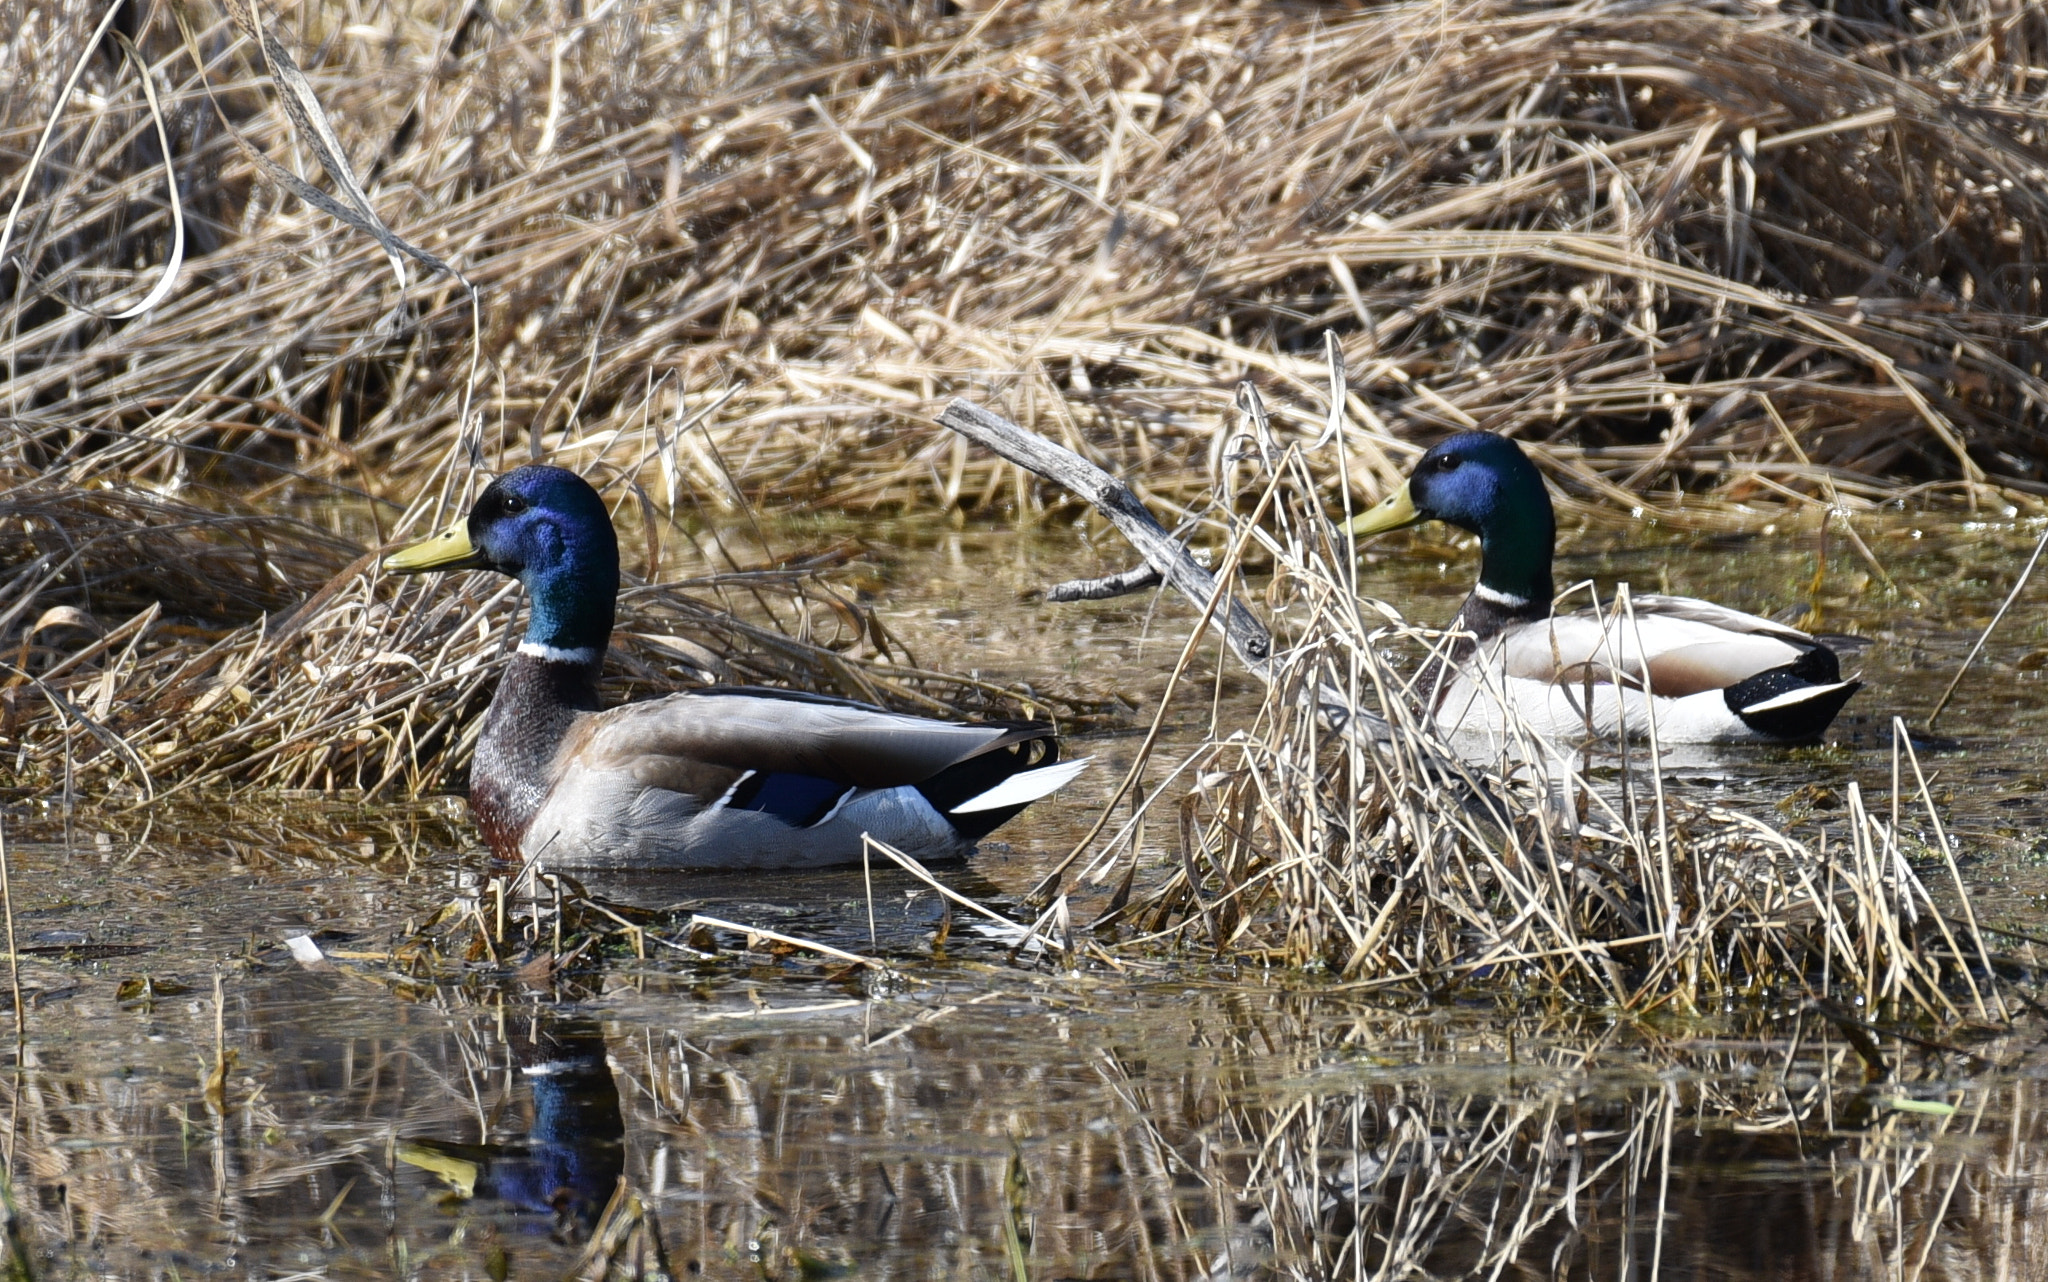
385,466,619,656
1347,432,1555,606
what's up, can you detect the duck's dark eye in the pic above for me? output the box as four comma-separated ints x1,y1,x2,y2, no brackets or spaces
500,495,527,516
1432,454,1460,472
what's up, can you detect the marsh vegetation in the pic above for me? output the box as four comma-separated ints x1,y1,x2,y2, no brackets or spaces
8,0,2048,1275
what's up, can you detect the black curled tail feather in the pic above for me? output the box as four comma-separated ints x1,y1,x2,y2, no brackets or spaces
1723,642,1860,742
915,730,1061,843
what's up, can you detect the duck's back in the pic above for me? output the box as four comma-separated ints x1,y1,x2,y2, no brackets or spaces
1434,595,1859,744
521,688,1062,870
1490,597,1814,693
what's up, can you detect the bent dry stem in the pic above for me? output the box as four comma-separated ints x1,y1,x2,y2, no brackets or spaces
936,383,2012,1023
7,0,2048,518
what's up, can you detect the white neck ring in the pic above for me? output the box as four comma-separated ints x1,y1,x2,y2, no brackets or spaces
518,641,601,664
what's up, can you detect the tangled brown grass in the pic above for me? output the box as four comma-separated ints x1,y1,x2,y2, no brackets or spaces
9,0,2048,513
1,0,2043,1018
931,381,2016,1022
7,0,2048,796
6,15,2048,1277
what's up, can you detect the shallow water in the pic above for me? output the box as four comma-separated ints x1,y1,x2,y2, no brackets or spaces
6,510,2048,1279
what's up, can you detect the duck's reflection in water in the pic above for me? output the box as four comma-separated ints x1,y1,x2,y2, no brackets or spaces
398,1012,624,1239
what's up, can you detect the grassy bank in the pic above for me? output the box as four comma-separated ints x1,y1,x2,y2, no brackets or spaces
5,0,2047,792
8,0,2048,517
2,1,2043,1019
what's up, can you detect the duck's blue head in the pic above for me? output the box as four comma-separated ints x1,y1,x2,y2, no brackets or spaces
1346,432,1555,605
385,465,619,657
1405,433,1549,538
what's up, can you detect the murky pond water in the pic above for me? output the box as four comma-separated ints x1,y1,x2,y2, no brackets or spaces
7,510,2048,1279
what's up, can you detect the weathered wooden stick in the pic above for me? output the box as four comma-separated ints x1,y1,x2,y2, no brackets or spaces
935,397,1517,899
936,396,1423,751
1044,563,1161,602
938,398,1275,675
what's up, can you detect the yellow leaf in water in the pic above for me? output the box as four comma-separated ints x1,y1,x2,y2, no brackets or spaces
204,1048,239,1114
1882,1097,1958,1116
116,975,191,1003
396,1142,479,1197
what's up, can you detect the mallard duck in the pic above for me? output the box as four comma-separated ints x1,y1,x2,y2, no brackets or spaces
397,1015,621,1225
1345,433,1862,744
383,466,1086,870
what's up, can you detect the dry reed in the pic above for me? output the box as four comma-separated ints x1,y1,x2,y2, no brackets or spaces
1117,514,2012,1016
7,0,2048,514
9,9,2048,1273
0,0,2037,1027
928,371,2021,1027
6,0,2048,797
0,495,1107,799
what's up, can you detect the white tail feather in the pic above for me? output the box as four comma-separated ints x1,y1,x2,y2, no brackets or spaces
950,756,1093,814
1739,678,1857,715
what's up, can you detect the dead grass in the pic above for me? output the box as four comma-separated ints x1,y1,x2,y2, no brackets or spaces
1109,504,2012,1017
4,0,2048,794
0,0,2041,1026
921,372,2023,1024
6,8,2046,1267
7,0,2048,515
4,0,2047,794
0,492,1106,799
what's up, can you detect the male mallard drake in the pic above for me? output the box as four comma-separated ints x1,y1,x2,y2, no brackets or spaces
1346,433,1862,744
384,466,1086,870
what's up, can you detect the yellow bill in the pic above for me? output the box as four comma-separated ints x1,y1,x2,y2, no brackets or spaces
395,1141,479,1197
383,523,487,573
1343,481,1420,538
